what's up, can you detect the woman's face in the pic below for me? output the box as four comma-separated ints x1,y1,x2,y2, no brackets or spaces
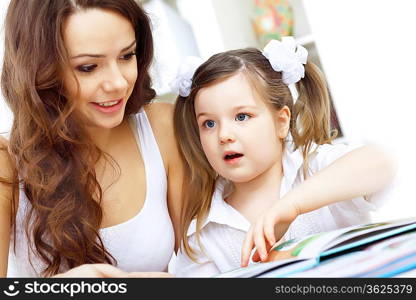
62,8,138,129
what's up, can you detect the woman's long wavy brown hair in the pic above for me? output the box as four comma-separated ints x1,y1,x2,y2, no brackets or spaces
174,48,337,260
1,0,155,276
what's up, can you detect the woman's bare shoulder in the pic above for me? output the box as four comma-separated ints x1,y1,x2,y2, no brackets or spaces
0,135,16,209
0,135,16,181
144,101,174,129
143,101,181,169
144,102,175,146
0,136,13,173
0,135,9,147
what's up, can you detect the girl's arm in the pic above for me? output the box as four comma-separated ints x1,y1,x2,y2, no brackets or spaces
0,136,14,277
241,145,397,266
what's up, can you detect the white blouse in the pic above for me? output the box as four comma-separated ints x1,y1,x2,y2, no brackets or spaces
174,141,394,277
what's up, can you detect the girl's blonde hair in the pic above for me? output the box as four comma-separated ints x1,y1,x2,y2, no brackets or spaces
173,48,337,260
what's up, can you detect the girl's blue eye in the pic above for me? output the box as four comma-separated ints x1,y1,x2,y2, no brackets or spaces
203,120,216,128
235,113,250,122
76,64,97,73
121,51,136,61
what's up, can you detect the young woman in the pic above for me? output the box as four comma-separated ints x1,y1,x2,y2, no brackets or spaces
0,0,183,277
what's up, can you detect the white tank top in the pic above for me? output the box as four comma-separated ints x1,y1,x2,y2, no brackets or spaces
7,109,175,277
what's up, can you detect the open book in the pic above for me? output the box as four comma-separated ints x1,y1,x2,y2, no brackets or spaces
215,217,416,278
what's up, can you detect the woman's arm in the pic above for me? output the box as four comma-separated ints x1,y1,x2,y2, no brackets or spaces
53,264,173,278
166,140,184,252
0,136,15,277
241,144,397,266
145,102,184,252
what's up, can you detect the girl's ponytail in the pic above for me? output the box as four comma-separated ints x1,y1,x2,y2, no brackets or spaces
291,62,338,174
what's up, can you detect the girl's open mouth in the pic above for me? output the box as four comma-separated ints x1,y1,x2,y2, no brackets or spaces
224,152,244,164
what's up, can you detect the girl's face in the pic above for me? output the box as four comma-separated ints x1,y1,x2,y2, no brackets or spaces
62,8,138,129
195,73,290,183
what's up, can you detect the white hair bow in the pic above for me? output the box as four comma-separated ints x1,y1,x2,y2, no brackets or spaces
169,56,204,97
262,37,308,85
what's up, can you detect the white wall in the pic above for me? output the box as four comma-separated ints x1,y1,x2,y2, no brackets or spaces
303,0,416,221
176,0,259,59
211,0,258,50
144,0,200,95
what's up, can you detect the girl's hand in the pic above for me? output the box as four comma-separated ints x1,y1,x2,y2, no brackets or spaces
53,264,173,278
240,199,299,267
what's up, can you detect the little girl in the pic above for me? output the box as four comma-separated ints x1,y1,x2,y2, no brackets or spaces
171,37,396,277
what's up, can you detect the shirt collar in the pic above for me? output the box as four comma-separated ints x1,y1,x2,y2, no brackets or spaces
280,139,304,196
187,178,251,236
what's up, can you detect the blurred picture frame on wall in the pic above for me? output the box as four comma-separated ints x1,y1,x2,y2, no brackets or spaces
251,0,293,47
